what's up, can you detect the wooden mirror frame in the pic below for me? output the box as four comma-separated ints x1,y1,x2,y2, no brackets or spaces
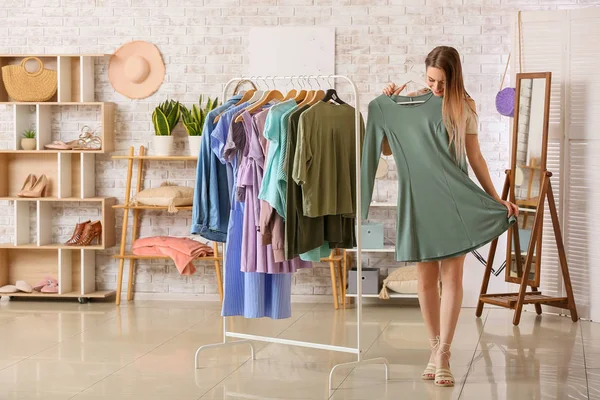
505,72,552,287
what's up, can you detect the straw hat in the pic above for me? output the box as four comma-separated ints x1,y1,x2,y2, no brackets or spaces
109,40,165,99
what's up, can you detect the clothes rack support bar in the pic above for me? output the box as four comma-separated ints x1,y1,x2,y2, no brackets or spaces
193,75,389,393
226,332,360,354
194,340,256,369
329,357,390,392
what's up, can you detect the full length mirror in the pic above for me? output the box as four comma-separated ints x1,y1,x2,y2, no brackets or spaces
506,72,552,286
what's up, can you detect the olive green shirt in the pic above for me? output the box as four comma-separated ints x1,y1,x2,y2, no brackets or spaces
285,104,356,260
293,102,365,218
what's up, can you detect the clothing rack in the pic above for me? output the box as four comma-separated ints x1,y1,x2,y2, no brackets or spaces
193,75,390,392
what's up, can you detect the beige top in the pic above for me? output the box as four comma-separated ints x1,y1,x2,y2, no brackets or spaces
465,98,478,135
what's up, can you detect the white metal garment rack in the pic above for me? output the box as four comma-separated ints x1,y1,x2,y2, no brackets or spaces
194,75,390,392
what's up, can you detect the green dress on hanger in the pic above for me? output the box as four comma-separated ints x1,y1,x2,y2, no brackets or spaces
361,92,516,262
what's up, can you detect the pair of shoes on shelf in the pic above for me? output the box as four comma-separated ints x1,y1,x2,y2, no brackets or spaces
17,174,48,198
65,220,102,246
33,277,58,293
0,280,32,294
44,127,102,151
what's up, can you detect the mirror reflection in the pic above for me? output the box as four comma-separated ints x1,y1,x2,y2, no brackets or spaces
508,77,548,281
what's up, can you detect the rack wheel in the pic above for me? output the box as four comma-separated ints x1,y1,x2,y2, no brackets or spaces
78,297,89,304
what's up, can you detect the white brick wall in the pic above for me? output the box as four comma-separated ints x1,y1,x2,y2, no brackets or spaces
0,0,597,299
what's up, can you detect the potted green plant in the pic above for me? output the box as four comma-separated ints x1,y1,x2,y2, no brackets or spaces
21,129,36,150
181,95,219,156
152,99,181,156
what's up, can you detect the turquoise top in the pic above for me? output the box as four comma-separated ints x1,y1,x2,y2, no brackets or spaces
361,93,516,262
258,99,297,218
276,105,298,217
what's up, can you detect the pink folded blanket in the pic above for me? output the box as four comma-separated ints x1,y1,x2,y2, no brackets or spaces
132,236,214,275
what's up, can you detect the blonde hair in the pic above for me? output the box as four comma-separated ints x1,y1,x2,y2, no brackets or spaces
425,46,476,163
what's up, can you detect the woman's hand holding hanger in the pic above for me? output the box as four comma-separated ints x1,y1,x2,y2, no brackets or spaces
383,83,432,97
382,83,407,96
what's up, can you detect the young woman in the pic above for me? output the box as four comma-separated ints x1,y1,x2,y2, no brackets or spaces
382,46,519,386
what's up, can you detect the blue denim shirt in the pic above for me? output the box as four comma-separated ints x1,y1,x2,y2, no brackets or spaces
191,96,241,242
210,102,249,164
210,103,249,203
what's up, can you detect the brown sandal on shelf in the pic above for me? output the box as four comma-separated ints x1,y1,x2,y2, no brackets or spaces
65,220,91,245
75,221,102,246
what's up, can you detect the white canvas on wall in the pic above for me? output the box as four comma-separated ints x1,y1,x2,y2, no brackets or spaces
248,27,335,77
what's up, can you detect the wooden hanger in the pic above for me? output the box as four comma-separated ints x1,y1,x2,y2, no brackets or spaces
294,89,307,102
310,89,325,105
235,89,284,123
305,75,328,106
283,89,297,101
297,90,316,108
214,89,256,123
296,76,316,107
235,89,256,106
247,90,264,104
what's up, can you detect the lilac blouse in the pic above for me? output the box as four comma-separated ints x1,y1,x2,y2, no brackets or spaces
237,109,311,274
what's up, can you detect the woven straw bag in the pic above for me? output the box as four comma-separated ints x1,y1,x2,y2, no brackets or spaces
2,57,57,102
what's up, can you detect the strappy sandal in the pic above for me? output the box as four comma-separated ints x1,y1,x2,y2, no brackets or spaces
71,125,102,151
422,335,439,380
435,342,454,387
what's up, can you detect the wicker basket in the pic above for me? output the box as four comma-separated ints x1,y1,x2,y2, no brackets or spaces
2,57,57,102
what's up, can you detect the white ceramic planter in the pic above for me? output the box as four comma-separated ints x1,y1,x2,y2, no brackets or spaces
153,135,173,156
21,138,36,150
188,135,202,157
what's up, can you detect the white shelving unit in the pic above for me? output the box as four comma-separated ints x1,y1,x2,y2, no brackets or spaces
0,54,116,303
345,201,418,299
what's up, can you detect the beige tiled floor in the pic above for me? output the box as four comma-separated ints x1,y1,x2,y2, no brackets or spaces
0,299,592,399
